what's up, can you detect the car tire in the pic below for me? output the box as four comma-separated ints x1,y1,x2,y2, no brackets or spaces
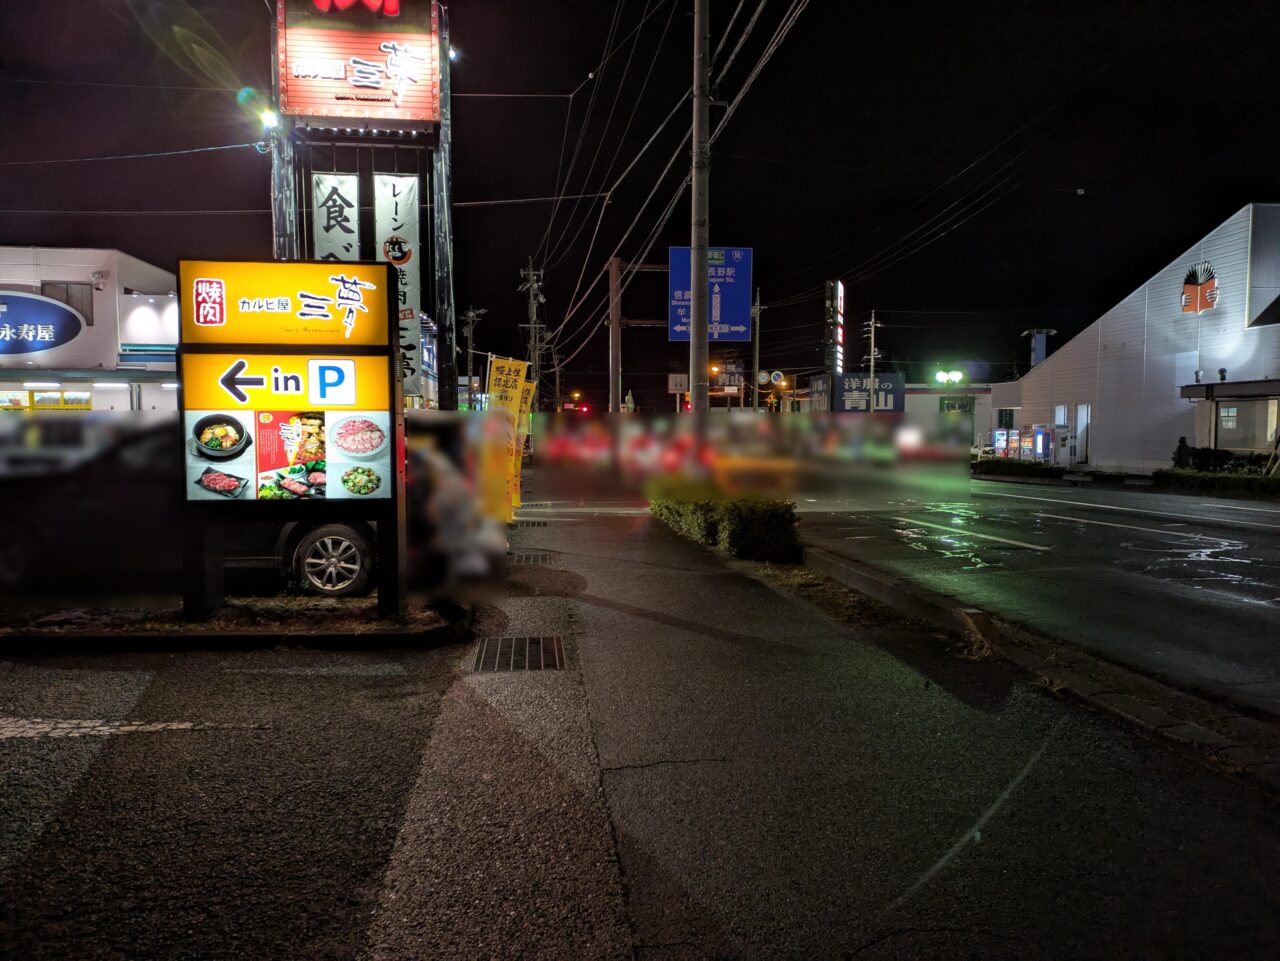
294,524,374,597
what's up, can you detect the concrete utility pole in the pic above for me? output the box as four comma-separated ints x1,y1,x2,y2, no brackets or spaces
751,289,761,411
518,258,545,406
866,309,879,380
462,306,487,410
608,256,622,413
551,344,562,412
689,0,711,437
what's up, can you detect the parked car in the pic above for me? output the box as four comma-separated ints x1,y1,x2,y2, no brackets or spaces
0,413,490,600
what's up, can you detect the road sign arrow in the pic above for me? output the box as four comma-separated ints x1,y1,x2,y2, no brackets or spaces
219,358,265,403
673,324,689,332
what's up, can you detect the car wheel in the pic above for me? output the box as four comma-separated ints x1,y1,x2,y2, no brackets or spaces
294,524,373,597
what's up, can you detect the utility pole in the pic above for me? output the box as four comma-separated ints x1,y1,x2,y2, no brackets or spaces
751,289,761,411
689,0,711,438
865,309,879,380
608,256,622,413
518,258,545,407
462,306,487,410
551,344,562,412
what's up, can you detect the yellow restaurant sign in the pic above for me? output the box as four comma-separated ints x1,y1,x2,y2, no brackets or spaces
179,261,390,347
181,353,390,412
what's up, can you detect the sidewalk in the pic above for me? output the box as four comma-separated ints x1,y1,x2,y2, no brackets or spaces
368,471,1280,960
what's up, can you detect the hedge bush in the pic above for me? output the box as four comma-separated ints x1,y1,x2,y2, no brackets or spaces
649,495,800,562
1151,469,1280,496
1172,446,1269,474
970,458,1066,479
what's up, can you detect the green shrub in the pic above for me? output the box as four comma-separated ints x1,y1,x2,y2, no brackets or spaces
1151,469,1280,496
970,458,1066,479
714,498,799,562
649,495,799,561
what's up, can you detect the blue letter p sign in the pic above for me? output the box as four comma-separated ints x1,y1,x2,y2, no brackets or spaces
308,359,356,405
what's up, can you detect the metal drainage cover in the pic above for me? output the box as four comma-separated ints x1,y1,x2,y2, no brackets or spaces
473,636,565,672
516,520,548,528
509,551,555,566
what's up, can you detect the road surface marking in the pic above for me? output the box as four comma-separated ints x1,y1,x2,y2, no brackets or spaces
0,716,262,739
1217,503,1280,514
973,489,1280,530
1035,512,1242,544
891,516,1050,551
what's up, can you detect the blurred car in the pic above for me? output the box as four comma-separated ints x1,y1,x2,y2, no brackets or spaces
0,414,490,600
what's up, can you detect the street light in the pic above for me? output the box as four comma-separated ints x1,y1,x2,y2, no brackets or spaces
934,369,964,384
571,391,581,401
260,108,279,130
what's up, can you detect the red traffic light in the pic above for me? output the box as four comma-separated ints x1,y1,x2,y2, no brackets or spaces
580,404,589,413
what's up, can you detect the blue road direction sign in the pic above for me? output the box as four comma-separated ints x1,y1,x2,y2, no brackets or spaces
668,246,753,341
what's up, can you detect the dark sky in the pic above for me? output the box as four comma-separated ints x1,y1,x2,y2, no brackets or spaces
3,1,1280,408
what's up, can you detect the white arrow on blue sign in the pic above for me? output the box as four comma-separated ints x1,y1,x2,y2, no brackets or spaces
668,246,753,342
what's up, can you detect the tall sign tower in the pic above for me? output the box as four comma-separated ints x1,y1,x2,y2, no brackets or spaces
271,0,456,408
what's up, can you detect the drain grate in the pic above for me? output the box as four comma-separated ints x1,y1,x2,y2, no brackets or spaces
516,520,548,528
473,636,565,672
509,551,555,566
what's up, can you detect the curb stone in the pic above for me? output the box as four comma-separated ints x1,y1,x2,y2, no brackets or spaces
802,545,1280,799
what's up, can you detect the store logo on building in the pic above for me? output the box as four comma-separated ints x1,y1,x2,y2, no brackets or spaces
1182,261,1219,315
0,292,84,355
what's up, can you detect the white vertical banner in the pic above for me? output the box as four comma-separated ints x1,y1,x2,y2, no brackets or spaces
374,174,423,396
311,173,360,262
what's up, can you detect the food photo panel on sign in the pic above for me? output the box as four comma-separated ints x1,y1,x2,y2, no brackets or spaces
326,411,392,500
185,410,257,500
255,410,329,500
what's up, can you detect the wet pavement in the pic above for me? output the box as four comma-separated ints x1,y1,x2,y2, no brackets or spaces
797,467,1280,717
3,469,1280,959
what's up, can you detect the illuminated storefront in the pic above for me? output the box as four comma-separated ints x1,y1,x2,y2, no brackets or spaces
0,247,179,412
988,204,1280,472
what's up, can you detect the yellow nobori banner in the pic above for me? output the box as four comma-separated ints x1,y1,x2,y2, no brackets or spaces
179,261,391,347
181,353,390,412
486,355,529,413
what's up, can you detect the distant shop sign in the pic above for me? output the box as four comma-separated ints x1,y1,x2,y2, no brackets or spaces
833,372,904,413
0,292,84,355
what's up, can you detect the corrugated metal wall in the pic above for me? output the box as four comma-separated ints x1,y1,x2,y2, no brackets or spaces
989,204,1277,473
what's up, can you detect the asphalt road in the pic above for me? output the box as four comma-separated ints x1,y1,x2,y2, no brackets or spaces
4,469,1280,959
797,467,1280,718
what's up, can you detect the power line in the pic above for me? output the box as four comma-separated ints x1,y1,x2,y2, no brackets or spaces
552,0,809,372
0,191,611,217
536,0,628,267
0,142,259,167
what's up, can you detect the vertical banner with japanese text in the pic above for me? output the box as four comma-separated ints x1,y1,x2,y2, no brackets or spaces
482,355,529,523
512,379,536,510
374,174,423,396
312,174,360,262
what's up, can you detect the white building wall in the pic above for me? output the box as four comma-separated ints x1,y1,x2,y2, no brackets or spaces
983,204,1279,473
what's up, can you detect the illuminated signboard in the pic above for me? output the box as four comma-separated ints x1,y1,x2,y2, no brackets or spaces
0,292,84,356
278,0,440,126
179,260,401,503
826,280,844,376
179,261,390,346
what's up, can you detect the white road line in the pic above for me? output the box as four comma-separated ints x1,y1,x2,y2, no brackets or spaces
1036,512,1241,545
972,488,1280,530
891,516,1050,551
1217,503,1280,514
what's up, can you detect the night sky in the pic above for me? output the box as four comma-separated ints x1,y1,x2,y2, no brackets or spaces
3,1,1280,409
